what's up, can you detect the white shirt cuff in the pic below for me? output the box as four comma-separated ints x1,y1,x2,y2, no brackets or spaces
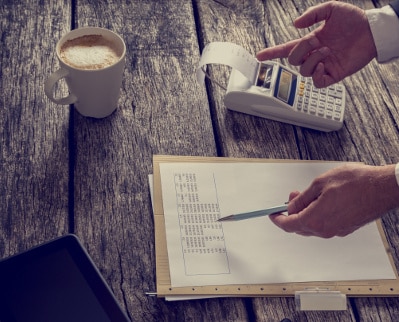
366,5,399,63
395,163,399,187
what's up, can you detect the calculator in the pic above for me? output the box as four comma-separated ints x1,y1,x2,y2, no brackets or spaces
224,61,345,131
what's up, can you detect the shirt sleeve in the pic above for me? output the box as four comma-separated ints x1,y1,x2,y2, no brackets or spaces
366,3,399,63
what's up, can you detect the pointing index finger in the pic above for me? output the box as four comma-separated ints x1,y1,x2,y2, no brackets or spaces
256,39,300,61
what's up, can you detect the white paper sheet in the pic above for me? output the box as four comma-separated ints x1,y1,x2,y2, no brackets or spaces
160,162,396,288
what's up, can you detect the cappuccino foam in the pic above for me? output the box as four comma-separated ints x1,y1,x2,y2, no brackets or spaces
60,35,121,70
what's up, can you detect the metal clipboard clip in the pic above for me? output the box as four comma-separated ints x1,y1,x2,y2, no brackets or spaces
295,288,347,311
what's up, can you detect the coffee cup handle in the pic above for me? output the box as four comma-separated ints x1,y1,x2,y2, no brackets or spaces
44,68,77,105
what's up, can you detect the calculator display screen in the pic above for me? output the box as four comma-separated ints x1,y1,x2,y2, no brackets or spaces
277,70,292,102
274,67,297,106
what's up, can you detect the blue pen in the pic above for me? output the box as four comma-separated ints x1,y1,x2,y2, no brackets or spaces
217,203,288,222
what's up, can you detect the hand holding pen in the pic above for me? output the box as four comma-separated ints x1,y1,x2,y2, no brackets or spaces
218,203,288,222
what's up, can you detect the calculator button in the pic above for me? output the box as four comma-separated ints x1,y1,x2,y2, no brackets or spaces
328,89,343,98
295,79,345,125
327,97,335,104
333,112,341,120
336,85,344,92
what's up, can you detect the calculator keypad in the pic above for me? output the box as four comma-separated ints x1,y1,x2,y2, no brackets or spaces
295,76,344,122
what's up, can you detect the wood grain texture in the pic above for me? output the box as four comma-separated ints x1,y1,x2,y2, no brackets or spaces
1,0,399,321
0,1,71,255
71,1,250,321
195,0,399,321
195,0,302,160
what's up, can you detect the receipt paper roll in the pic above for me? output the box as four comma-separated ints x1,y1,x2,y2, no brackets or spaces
196,42,260,85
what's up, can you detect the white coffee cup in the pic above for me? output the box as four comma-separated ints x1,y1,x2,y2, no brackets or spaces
44,27,126,118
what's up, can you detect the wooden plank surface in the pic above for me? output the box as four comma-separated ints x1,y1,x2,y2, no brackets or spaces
71,1,252,321
195,0,302,160
1,0,399,321
195,0,355,319
195,0,399,321
0,2,70,255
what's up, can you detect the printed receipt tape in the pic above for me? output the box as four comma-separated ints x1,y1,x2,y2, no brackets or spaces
196,42,260,85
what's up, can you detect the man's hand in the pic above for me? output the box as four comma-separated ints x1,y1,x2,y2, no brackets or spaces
270,164,399,238
256,1,377,87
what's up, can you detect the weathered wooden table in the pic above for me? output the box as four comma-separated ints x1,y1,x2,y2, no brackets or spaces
2,0,399,321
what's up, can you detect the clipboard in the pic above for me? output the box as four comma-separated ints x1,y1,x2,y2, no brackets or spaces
153,155,399,298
